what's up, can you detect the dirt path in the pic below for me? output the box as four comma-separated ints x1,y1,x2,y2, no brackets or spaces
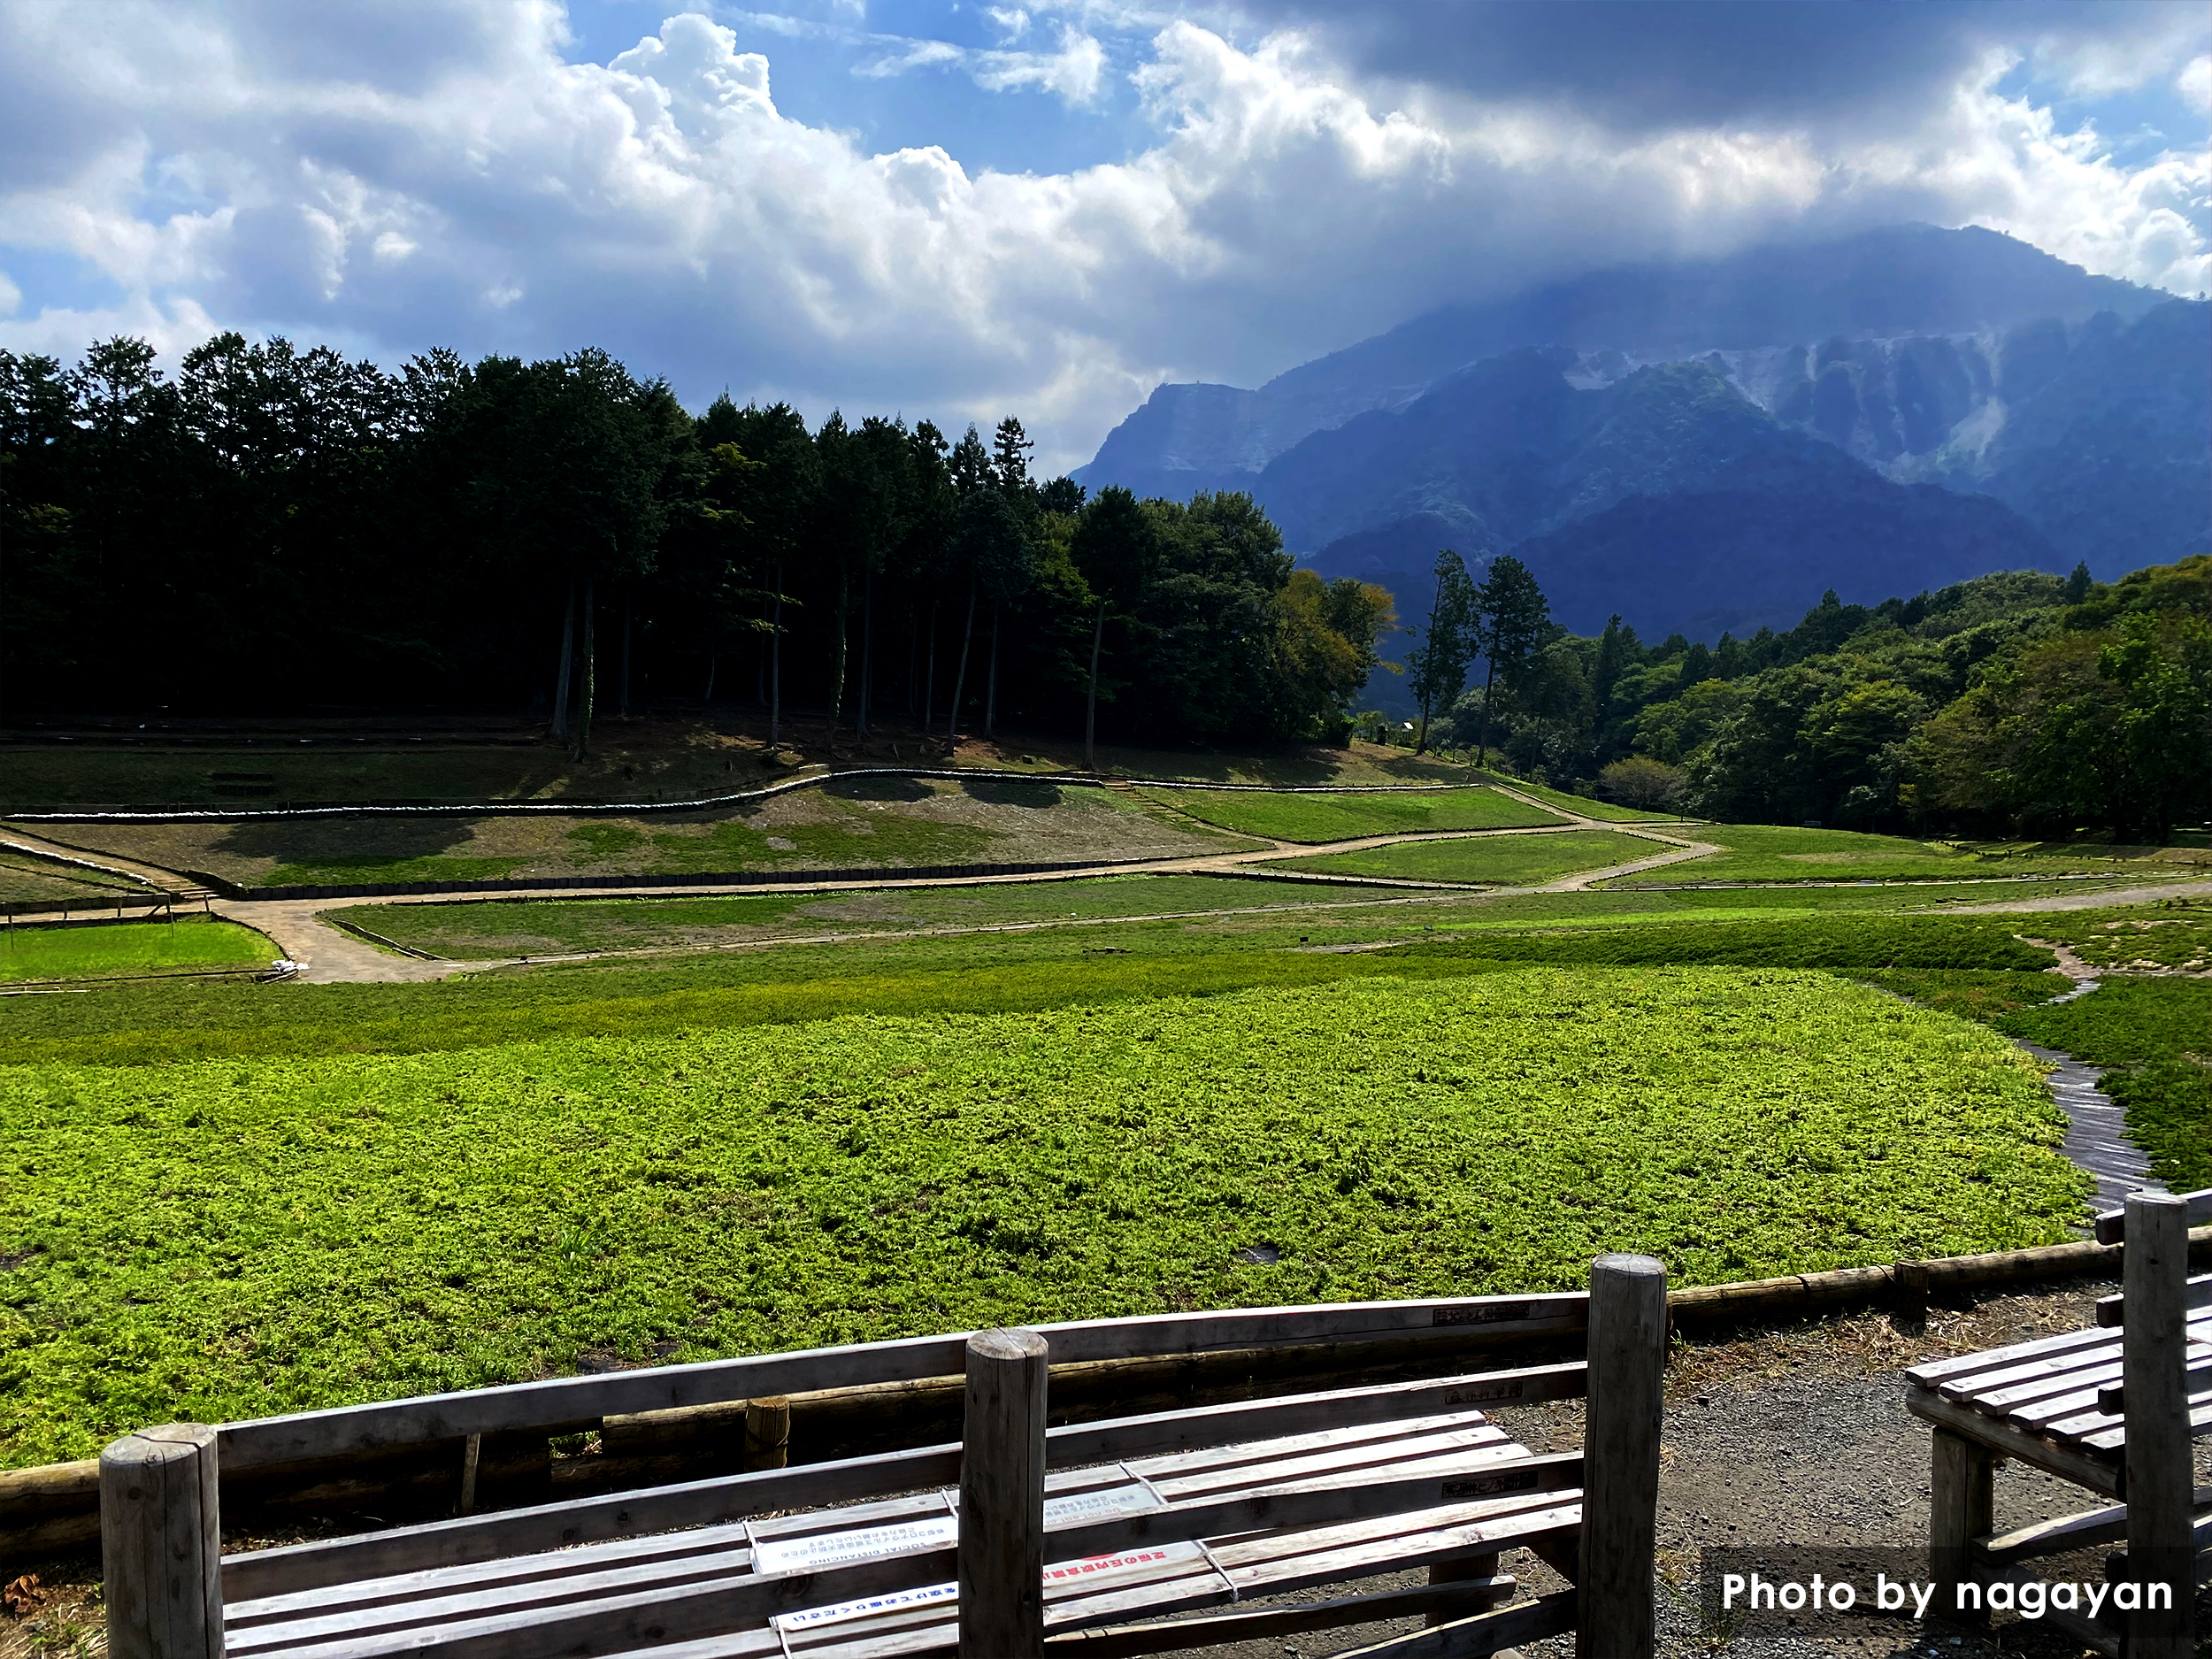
1942,877,2212,913
210,803,1719,984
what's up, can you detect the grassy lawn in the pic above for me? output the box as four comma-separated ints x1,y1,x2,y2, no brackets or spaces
0,967,2080,1466
1485,777,1688,824
1998,979,2212,1191
264,854,534,887
345,873,1417,959
1614,825,2175,887
1280,828,1671,885
0,918,275,984
1142,786,1567,842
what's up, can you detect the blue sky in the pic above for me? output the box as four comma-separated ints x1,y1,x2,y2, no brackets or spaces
1,0,2206,470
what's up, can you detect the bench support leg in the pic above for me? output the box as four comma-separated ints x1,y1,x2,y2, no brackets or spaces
1929,1427,1993,1627
1578,1252,1667,1659
2121,1191,2194,1656
960,1328,1048,1659
100,1423,223,1659
1428,1550,1502,1625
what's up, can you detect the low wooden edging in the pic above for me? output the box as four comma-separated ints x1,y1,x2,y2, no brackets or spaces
6,1228,2206,1571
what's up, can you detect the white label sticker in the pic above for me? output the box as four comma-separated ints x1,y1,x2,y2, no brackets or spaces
1043,1539,1205,1590
753,1483,1164,1580
772,1579,957,1632
772,1541,1205,1633
1042,1484,1165,1526
751,1516,958,1578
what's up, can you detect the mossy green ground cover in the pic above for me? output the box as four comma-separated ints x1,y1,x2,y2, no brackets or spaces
345,873,1411,959
1614,825,2158,887
1999,979,2212,1191
1282,828,1667,884
1142,786,1565,841
2012,902,2212,972
0,919,274,983
0,968,2080,1466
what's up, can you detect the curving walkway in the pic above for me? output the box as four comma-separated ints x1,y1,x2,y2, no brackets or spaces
200,795,1719,983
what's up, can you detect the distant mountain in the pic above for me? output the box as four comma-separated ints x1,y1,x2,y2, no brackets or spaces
1075,225,2170,495
1293,357,2063,647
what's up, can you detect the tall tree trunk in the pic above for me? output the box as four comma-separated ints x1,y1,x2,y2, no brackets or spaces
551,582,576,742
1085,601,1105,772
703,623,718,704
857,564,874,737
924,598,939,730
619,591,632,718
946,580,977,743
757,592,769,706
1414,565,1444,755
770,564,784,748
575,578,596,762
1475,653,1497,769
984,603,1001,739
829,562,850,729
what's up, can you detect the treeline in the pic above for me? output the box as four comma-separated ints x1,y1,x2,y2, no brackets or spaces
1435,556,2211,842
0,337,1394,751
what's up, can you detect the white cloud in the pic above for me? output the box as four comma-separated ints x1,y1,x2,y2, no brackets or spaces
856,19,1107,109
2180,54,2212,116
0,2,2204,472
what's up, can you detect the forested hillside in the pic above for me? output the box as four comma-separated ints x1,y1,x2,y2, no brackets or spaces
0,337,1391,746
1453,557,2212,842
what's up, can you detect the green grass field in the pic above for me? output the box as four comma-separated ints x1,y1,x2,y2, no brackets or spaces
0,967,2082,1466
1142,786,1567,842
1485,777,1688,824
1613,825,2171,887
1281,828,1671,885
0,918,275,984
1999,979,2212,1191
344,873,1416,959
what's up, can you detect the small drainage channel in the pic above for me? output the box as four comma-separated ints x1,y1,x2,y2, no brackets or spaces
2009,956,2168,1211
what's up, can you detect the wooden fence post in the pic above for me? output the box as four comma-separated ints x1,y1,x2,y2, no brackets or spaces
2122,1191,2193,1655
100,1424,223,1659
745,1396,791,1471
958,1327,1048,1659
1578,1253,1666,1659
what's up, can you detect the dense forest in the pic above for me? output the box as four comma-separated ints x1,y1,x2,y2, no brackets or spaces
5,334,2207,842
0,337,1394,751
1437,556,2212,843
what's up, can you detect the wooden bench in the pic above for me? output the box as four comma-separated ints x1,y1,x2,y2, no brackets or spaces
99,1256,1668,1659
1905,1189,2210,1656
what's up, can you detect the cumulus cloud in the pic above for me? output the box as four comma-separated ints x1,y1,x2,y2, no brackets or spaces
0,0,2204,472
2180,55,2212,116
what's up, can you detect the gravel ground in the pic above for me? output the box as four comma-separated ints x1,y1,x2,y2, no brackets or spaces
1174,1279,2208,1659
4,1281,2202,1659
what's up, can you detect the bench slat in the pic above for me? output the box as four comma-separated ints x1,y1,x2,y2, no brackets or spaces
219,1297,1588,1471
1905,1324,2120,1388
223,1364,1583,1605
231,1413,1520,1630
235,1457,1583,1659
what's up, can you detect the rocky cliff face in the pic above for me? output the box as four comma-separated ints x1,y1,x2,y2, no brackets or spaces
1073,224,2170,503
